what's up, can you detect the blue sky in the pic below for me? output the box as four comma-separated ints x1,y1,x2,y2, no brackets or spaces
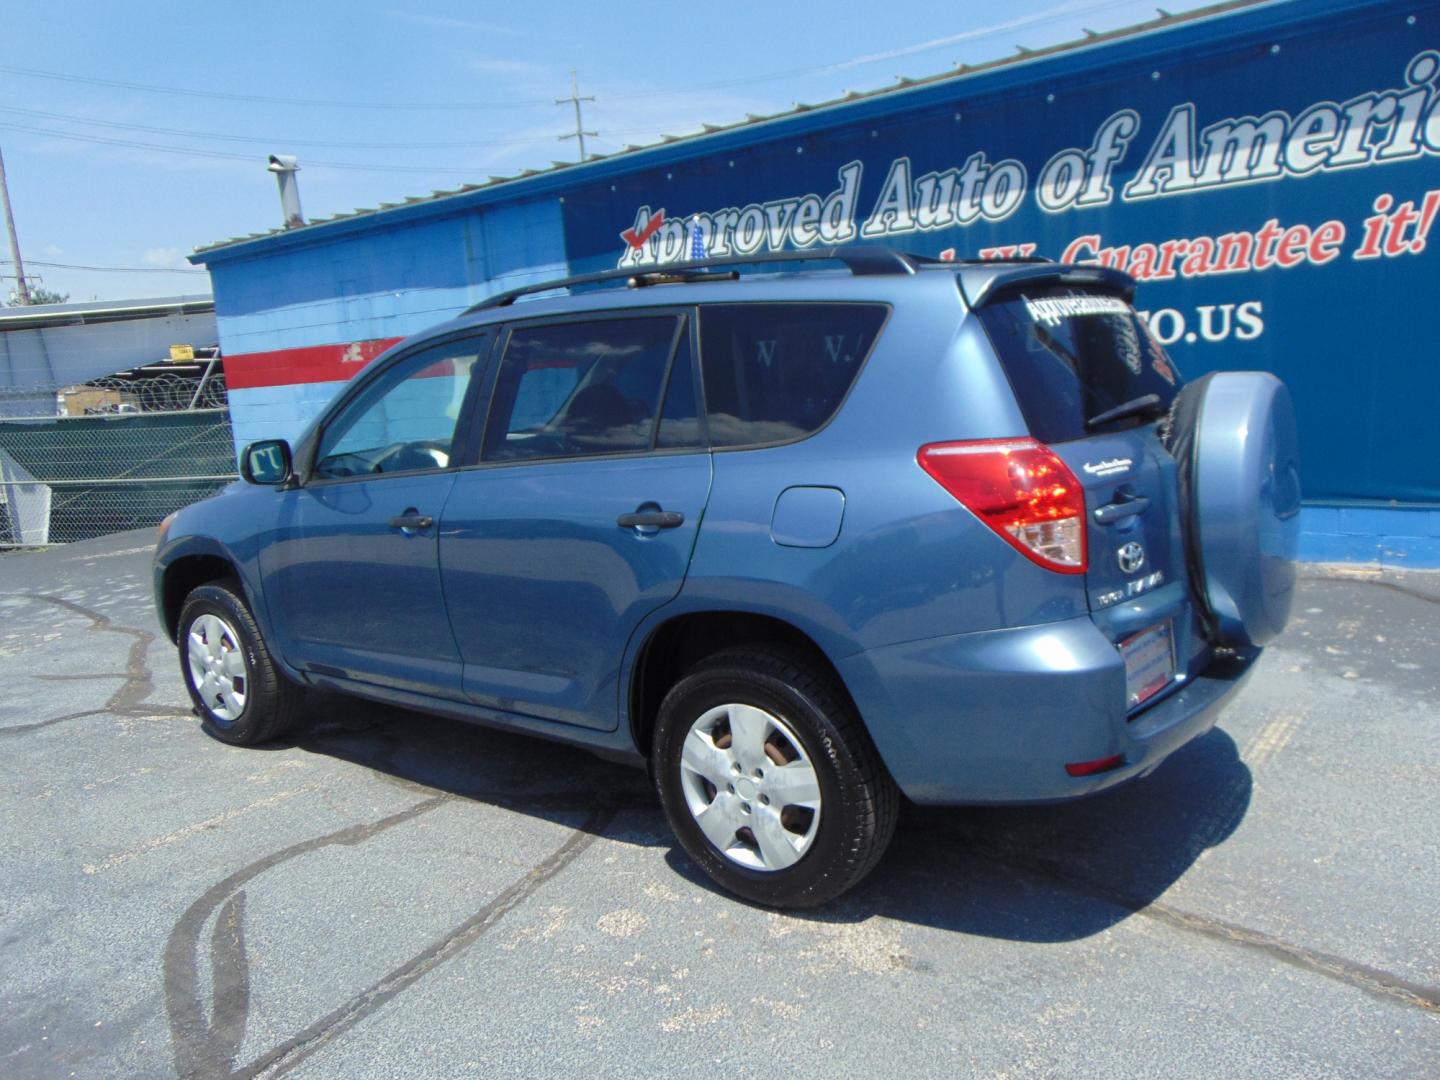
1,0,1218,302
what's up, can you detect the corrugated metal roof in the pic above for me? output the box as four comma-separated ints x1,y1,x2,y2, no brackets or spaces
190,0,1269,259
0,294,214,330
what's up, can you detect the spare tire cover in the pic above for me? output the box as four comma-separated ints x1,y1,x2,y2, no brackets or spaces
1169,371,1300,647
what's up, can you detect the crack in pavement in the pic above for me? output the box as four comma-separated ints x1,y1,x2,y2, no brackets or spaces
0,592,189,739
0,593,632,1073
210,891,250,1067
1298,572,1440,606
163,797,449,1079
248,808,613,1079
14,577,1434,1072
83,784,329,875
942,826,1440,1014
163,794,615,1079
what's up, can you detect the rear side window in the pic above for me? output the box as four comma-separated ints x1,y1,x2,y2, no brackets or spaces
698,303,887,448
484,317,679,462
976,288,1180,444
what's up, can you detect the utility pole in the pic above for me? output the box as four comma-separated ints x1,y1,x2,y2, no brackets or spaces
556,71,597,163
0,145,32,305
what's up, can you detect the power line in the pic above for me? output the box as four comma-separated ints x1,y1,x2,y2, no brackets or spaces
0,104,571,151
597,0,1145,99
0,0,1175,193
0,105,702,155
2,258,206,274
0,122,504,174
0,2,1166,116
0,116,747,172
0,63,555,111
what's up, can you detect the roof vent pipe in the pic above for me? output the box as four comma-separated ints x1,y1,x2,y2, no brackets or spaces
267,154,305,228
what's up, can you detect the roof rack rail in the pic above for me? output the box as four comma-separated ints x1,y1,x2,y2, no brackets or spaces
949,255,1055,266
463,246,922,314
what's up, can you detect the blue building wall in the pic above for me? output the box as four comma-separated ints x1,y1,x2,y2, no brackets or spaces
212,199,565,357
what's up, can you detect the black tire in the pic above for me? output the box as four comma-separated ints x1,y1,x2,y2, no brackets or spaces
653,646,899,908
177,579,305,746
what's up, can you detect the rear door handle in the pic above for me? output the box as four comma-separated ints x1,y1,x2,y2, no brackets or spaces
389,513,434,531
1093,495,1149,524
617,510,684,529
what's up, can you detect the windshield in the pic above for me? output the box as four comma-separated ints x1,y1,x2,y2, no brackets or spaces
976,286,1180,443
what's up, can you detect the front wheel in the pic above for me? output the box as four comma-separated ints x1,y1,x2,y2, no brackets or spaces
178,579,304,745
653,647,898,908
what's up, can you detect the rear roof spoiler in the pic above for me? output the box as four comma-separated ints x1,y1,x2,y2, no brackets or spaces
958,264,1137,309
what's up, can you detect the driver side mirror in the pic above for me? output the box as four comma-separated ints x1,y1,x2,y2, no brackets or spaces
241,439,293,486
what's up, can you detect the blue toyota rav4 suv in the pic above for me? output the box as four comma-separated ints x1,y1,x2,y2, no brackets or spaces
155,249,1299,907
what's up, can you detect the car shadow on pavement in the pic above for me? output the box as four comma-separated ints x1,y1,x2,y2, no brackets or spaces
289,689,1251,943
815,727,1253,942
292,690,657,831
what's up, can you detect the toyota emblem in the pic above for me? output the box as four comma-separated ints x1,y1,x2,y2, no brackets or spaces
1117,542,1146,574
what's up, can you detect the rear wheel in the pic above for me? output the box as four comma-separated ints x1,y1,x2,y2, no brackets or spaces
178,580,304,745
653,646,898,907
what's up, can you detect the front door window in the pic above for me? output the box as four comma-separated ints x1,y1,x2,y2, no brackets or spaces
314,342,484,479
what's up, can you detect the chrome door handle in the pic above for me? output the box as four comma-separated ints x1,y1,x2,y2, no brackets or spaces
390,513,434,531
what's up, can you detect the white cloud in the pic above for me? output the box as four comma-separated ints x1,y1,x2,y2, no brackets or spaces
820,2,1111,73
142,247,187,269
384,11,521,35
43,244,64,256
465,58,550,76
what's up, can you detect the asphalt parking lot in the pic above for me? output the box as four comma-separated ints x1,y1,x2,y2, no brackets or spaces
1,529,1436,1078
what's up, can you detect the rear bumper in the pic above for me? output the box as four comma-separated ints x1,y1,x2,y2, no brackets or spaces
837,615,1258,805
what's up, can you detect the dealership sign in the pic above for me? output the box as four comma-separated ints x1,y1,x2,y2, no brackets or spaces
615,50,1439,278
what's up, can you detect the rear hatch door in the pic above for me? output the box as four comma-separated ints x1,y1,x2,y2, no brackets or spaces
969,274,1200,703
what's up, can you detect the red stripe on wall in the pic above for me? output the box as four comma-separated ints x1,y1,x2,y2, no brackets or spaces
223,338,404,389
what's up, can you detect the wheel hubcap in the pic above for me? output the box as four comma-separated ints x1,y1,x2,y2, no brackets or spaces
187,613,248,723
679,703,822,872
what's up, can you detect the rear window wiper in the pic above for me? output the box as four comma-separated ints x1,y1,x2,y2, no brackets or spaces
1086,393,1165,430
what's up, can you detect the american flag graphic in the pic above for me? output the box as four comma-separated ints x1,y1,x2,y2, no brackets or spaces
689,220,706,260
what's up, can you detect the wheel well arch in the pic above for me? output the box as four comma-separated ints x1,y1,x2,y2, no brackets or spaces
161,554,238,641
627,611,853,757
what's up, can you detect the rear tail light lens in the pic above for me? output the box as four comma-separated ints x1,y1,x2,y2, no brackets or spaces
917,438,1087,573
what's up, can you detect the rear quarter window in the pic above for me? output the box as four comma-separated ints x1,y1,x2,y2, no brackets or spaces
976,287,1180,444
697,302,887,448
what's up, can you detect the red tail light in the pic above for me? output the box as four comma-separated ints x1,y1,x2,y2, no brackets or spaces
917,438,1088,573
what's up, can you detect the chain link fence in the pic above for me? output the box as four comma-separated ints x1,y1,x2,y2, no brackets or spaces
0,369,238,547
